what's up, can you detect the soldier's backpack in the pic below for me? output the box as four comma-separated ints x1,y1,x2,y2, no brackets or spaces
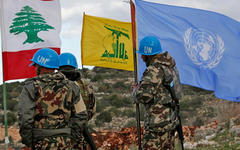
162,65,183,101
32,74,73,129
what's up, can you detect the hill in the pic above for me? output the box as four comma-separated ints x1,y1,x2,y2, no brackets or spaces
0,67,240,149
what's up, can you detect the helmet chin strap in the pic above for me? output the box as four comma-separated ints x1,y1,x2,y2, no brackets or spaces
142,55,155,67
36,65,42,76
36,64,55,76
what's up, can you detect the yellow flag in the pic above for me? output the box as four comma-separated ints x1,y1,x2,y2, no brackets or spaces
81,14,134,71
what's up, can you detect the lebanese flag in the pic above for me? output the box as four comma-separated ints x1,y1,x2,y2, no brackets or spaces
0,0,61,81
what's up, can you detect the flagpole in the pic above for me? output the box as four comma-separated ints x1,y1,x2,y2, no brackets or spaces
81,12,85,77
130,0,142,150
2,83,9,150
81,12,85,70
0,1,9,149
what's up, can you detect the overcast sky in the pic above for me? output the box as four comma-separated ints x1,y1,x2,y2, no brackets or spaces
0,0,240,83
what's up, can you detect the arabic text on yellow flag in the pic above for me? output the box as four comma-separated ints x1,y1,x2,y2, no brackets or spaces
81,14,134,71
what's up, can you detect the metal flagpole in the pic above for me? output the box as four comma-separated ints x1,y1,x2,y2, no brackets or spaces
2,83,9,150
130,0,142,150
0,0,9,149
81,12,85,75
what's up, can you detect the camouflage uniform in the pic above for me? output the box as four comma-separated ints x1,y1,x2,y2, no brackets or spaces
60,69,96,120
60,69,96,149
18,72,88,150
136,52,181,150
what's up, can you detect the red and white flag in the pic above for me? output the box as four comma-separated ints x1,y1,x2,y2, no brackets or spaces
0,0,61,81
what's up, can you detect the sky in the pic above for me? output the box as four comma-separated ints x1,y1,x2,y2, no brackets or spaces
0,0,240,84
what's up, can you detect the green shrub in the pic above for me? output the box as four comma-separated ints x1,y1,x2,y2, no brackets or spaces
92,67,108,74
7,99,18,111
109,107,122,117
124,119,136,128
96,94,132,113
110,96,133,108
111,97,126,107
120,109,136,118
2,112,17,126
96,100,108,113
113,81,127,90
91,74,103,82
95,119,104,127
96,111,112,123
98,83,111,92
203,107,216,118
193,117,204,126
180,96,203,111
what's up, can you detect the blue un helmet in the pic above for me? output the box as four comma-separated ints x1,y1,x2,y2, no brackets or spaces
137,36,162,55
59,53,78,68
30,48,59,69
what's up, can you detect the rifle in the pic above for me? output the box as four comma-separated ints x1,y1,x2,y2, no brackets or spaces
168,83,184,150
131,88,142,150
82,125,97,150
136,103,142,150
175,101,184,150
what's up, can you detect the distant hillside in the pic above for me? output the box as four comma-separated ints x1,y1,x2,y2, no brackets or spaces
78,67,240,130
1,67,240,149
1,67,240,128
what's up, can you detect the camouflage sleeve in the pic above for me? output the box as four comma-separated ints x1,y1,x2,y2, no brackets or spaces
18,80,36,147
78,79,96,120
70,81,88,138
136,66,163,104
87,85,96,120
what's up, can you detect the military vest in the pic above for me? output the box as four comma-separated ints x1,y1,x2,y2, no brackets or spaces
33,73,73,129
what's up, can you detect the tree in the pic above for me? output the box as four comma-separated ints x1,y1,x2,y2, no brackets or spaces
9,6,55,44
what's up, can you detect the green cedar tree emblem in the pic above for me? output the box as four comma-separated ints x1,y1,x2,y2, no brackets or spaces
9,6,55,44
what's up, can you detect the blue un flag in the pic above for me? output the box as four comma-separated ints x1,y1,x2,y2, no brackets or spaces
135,0,240,101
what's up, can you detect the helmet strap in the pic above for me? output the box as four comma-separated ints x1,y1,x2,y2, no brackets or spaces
142,55,155,67
36,65,55,76
36,65,41,76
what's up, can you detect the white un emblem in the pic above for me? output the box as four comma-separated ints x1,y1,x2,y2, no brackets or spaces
184,28,225,69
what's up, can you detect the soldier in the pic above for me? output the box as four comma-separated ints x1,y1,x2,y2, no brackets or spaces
59,52,96,149
18,48,88,150
59,52,96,120
132,36,183,150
